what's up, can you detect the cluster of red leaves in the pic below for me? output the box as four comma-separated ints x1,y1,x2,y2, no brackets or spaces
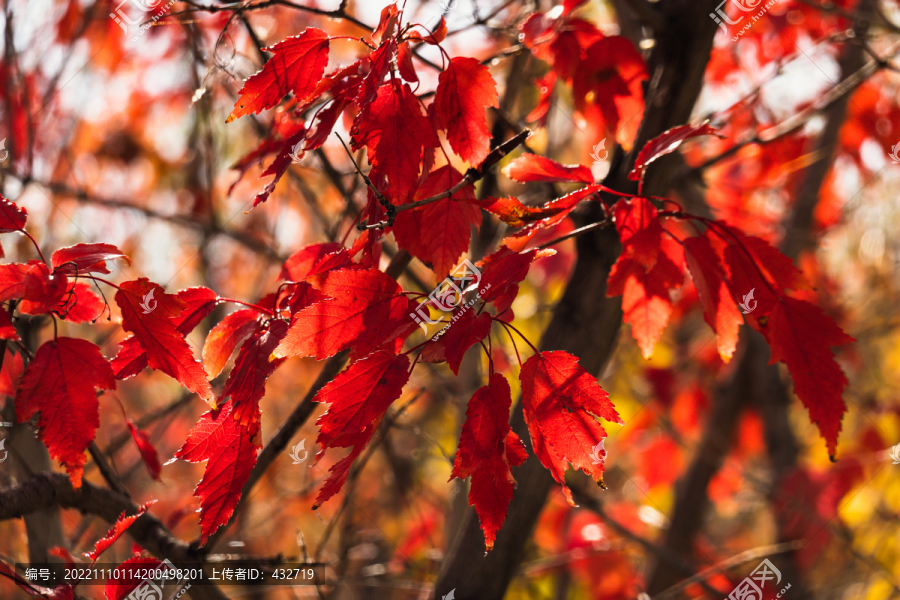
1,2,858,559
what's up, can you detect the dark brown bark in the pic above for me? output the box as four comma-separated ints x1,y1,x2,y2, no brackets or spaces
431,3,720,596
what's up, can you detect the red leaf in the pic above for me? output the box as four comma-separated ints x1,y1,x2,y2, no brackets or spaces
407,18,447,45
613,197,663,269
221,320,289,433
433,57,499,165
356,40,396,107
104,557,162,600
0,307,19,340
392,165,481,278
765,297,854,457
350,80,439,205
15,338,116,488
608,253,683,359
202,309,260,379
496,186,602,252
85,500,156,561
115,279,214,404
58,282,106,323
520,351,621,504
312,351,410,507
280,242,351,281
397,41,418,83
173,286,219,335
372,3,399,45
0,348,23,395
503,154,594,184
440,311,492,375
0,195,27,232
628,122,722,182
450,374,527,550
227,29,330,122
110,337,148,380
683,234,741,361
174,400,261,545
127,422,162,480
273,268,409,360
51,243,130,276
478,246,556,306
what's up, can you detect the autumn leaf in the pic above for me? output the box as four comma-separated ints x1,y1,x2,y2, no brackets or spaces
273,268,409,360
57,282,106,323
503,154,594,185
202,309,260,379
478,246,557,310
392,165,482,278
433,57,499,165
450,374,527,550
15,337,116,488
104,557,162,600
683,234,742,361
280,242,351,281
628,122,722,183
85,500,156,561
520,351,622,504
765,297,854,457
0,195,27,232
441,311,493,375
127,422,162,480
51,242,130,276
115,279,214,404
312,351,410,507
227,28,330,123
496,186,602,252
221,320,289,433
174,400,260,545
350,80,439,205
0,307,18,340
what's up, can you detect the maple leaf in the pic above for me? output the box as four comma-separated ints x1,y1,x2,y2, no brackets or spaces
273,268,409,360
496,186,602,252
280,242,351,281
57,282,106,323
520,351,622,504
115,279,214,404
202,309,260,379
433,57,499,165
407,17,448,45
312,351,410,507
221,320,289,434
477,246,557,309
174,400,260,545
0,195,27,232
683,234,742,361
350,80,439,205
84,500,156,561
127,422,162,480
765,297,854,457
450,374,527,550
392,165,482,279
104,557,162,600
0,308,17,340
227,28,330,123
15,337,116,488
356,39,397,107
51,242,130,276
628,122,723,183
441,311,493,375
503,154,594,185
